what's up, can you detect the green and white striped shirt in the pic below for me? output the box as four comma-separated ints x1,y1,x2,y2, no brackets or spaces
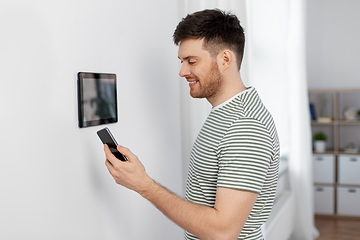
185,87,280,240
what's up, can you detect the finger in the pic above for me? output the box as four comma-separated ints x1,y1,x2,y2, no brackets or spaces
105,159,119,180
117,146,137,162
104,144,122,165
105,158,113,168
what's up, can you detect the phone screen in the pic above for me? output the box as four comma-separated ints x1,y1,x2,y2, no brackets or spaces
97,127,128,161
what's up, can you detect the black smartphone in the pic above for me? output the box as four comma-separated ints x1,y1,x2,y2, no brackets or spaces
97,127,128,161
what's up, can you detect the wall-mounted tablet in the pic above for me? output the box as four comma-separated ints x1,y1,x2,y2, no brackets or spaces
77,72,118,128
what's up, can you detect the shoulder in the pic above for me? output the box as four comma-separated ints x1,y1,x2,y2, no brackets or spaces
220,117,274,153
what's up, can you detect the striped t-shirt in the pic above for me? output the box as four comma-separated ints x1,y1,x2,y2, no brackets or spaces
185,87,280,240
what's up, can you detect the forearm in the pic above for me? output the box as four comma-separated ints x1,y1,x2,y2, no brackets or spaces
105,146,253,239
139,178,238,240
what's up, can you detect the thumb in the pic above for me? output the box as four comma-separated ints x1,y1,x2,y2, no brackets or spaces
117,146,136,162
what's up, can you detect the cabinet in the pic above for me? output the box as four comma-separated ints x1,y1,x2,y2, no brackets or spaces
310,89,360,217
338,155,360,185
313,154,335,183
314,185,335,215
337,187,360,216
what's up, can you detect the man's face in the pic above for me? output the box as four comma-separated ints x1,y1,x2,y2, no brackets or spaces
178,39,222,101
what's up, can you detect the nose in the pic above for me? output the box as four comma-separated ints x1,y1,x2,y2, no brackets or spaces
179,63,190,78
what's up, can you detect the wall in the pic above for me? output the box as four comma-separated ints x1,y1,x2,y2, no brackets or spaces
307,0,360,89
0,0,183,239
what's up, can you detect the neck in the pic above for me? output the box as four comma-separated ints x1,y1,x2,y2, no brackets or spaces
207,74,247,107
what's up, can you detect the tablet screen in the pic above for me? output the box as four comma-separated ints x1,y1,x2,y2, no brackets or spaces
77,72,118,128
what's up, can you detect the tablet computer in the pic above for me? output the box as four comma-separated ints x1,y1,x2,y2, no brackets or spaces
77,72,118,128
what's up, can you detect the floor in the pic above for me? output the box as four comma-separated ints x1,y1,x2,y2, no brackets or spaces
315,216,360,240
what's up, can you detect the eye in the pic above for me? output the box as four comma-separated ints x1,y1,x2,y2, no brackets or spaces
188,60,196,65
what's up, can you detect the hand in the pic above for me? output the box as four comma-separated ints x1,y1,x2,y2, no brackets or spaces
104,145,152,194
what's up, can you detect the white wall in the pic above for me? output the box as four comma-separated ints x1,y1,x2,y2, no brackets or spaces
0,0,184,239
307,0,360,89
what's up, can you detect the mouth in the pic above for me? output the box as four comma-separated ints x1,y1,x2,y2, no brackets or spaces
187,79,198,87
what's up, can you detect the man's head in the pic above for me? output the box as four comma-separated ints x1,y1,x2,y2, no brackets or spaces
173,9,245,70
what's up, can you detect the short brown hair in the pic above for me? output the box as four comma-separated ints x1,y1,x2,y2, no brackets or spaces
173,9,245,70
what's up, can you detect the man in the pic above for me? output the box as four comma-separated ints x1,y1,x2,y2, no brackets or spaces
104,9,280,240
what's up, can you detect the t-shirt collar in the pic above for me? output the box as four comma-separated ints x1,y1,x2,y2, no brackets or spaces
211,87,254,112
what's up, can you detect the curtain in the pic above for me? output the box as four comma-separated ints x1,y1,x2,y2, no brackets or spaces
246,0,316,239
287,0,318,239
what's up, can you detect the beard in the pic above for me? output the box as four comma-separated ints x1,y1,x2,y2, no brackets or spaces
190,61,222,100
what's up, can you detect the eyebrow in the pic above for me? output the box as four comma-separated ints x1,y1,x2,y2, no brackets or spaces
178,55,198,61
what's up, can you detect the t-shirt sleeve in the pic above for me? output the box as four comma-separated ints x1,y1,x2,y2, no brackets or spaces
217,118,273,193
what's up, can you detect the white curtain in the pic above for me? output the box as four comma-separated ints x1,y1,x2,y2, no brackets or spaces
287,0,318,239
243,0,316,239
241,0,317,238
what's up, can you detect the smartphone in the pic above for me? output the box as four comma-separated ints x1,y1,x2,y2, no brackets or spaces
97,127,128,161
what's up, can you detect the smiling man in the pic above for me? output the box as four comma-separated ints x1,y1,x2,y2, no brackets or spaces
104,9,280,240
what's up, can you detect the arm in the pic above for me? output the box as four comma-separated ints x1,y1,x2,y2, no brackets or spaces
104,145,258,240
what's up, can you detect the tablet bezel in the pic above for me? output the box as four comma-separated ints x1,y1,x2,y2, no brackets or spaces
77,72,118,128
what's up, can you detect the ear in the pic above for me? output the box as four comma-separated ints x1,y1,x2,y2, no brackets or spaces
218,50,233,70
